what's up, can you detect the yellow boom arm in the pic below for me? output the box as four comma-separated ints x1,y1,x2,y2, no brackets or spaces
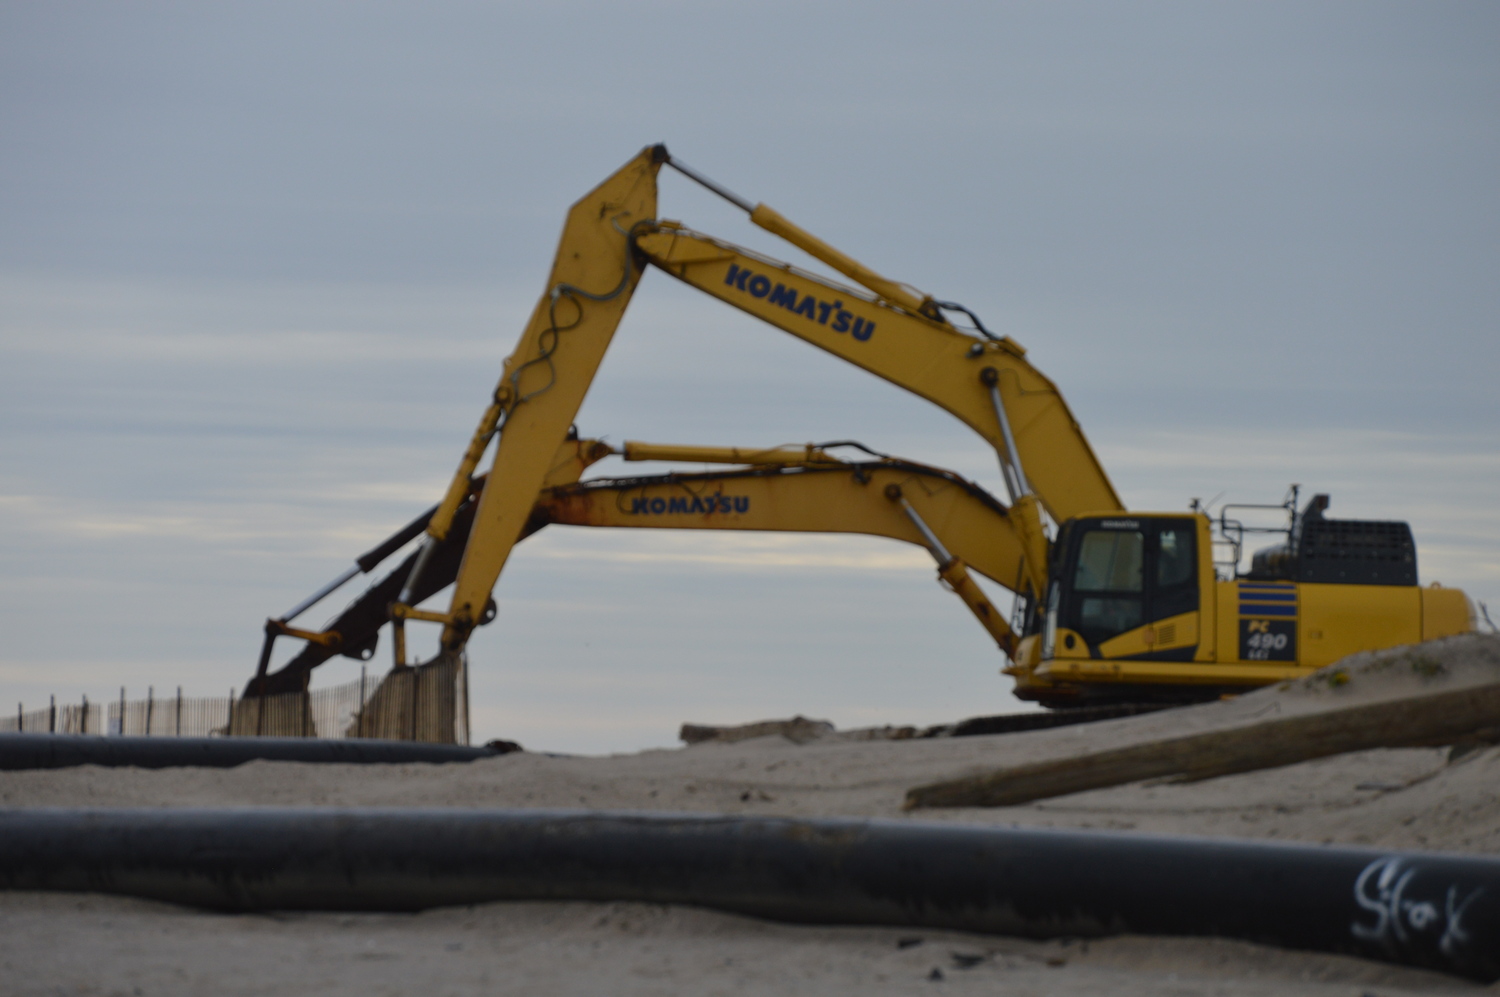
413,145,1118,657
422,147,663,650
536,445,1029,657
632,224,1119,525
259,437,1025,689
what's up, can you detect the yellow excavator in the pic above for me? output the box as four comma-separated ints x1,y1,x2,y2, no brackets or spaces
247,145,1474,709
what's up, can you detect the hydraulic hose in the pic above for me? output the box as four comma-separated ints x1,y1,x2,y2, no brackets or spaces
0,734,499,770
0,808,1494,982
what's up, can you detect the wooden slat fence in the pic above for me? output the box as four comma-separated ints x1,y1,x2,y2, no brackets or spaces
1,659,469,745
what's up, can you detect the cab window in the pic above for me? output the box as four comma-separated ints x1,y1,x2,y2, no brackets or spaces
1157,526,1193,587
1074,530,1143,592
1071,528,1145,645
1153,523,1198,619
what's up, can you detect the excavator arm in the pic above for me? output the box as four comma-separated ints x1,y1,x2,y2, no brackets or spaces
539,445,1029,657
408,146,664,655
246,437,617,696
248,438,1029,696
635,149,1121,607
269,144,1119,675
631,223,1119,525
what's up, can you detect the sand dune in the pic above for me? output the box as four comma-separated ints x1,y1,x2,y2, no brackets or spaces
3,634,1498,994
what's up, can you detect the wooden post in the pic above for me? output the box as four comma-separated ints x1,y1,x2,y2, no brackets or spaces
461,657,471,747
410,666,421,743
118,686,126,736
145,687,154,737
80,695,88,735
16,702,21,733
176,687,182,736
49,695,55,733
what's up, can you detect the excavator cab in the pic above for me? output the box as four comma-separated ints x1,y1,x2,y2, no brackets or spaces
1019,496,1474,707
1043,515,1203,664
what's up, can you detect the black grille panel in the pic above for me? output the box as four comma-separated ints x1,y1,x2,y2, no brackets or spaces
1297,518,1416,586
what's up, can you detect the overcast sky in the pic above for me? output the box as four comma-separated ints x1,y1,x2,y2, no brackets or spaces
2,1,1496,752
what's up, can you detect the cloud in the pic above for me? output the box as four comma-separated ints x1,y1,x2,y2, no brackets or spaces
3,2,1497,750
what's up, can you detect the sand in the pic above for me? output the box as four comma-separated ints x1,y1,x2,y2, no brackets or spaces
4,634,1500,994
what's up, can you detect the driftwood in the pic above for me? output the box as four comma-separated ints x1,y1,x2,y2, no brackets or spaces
905,682,1500,810
680,716,835,745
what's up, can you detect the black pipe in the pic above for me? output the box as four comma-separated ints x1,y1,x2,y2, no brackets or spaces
0,735,500,770
0,808,1494,982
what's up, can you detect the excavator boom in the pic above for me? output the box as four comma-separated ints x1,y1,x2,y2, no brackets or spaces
430,147,662,651
632,224,1121,523
254,144,1119,686
540,454,1029,656
411,145,1119,654
542,457,1024,588
250,440,1029,694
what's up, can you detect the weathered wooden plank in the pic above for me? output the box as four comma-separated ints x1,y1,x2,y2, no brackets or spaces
905,682,1500,810
680,716,834,745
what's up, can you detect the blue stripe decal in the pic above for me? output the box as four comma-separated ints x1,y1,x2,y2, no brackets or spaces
1238,592,1296,602
1240,605,1297,617
1238,584,1295,590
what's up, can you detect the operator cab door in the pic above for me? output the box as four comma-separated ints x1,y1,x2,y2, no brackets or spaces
1046,517,1199,660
